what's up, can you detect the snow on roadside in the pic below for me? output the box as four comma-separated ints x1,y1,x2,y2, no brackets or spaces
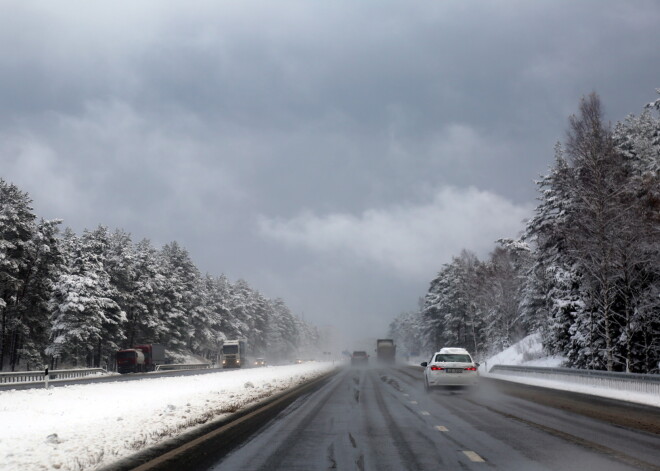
483,372,660,408
479,332,564,371
479,333,659,408
0,362,335,471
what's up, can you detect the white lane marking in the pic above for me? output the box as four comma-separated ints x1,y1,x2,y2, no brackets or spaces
403,393,409,397
434,425,449,432
420,411,430,416
463,451,485,462
410,401,418,404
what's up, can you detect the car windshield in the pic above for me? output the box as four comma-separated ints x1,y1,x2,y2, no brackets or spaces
222,345,238,354
435,354,472,363
116,351,136,360
353,352,367,357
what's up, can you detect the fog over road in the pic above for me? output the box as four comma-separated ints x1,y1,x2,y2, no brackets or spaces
211,366,660,471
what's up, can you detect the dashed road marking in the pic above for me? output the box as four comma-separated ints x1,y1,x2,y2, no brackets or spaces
434,425,449,432
420,411,430,416
403,393,409,397
410,401,418,404
463,451,485,462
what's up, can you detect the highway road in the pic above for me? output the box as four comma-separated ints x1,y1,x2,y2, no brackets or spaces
208,365,660,471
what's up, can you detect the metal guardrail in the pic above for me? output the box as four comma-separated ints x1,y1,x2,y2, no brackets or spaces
488,364,660,396
0,368,108,385
0,364,213,386
155,363,211,372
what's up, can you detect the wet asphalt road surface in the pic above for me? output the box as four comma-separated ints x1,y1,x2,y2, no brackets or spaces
209,365,660,471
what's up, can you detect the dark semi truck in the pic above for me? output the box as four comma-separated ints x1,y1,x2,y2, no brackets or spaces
376,339,396,363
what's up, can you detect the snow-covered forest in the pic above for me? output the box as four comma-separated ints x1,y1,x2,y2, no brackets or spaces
0,192,320,371
390,93,660,374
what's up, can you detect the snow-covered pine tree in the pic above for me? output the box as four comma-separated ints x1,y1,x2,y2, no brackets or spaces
105,229,140,351
187,274,215,357
612,98,660,373
481,244,527,354
0,181,61,371
9,218,62,370
47,228,126,368
157,241,198,353
213,274,242,341
293,315,320,358
126,238,169,346
388,309,423,357
228,278,254,343
420,251,484,355
247,289,270,355
523,140,593,368
197,274,227,361
266,298,299,361
562,93,627,371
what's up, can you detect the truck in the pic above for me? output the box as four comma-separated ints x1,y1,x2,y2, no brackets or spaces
222,339,247,368
116,344,166,374
376,339,396,363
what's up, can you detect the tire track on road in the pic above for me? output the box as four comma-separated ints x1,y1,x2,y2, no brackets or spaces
247,371,348,471
368,370,439,471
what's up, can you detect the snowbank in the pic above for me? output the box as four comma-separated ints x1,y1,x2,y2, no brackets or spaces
480,332,564,372
0,362,335,471
484,373,660,408
480,333,659,408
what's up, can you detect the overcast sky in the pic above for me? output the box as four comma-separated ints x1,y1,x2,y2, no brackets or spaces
2,1,659,348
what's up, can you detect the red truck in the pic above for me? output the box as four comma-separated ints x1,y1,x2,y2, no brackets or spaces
116,344,166,374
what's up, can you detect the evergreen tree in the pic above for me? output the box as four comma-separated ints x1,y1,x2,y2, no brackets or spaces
158,241,198,352
47,229,126,368
421,251,484,355
0,179,37,370
10,219,62,370
613,102,660,372
266,298,299,361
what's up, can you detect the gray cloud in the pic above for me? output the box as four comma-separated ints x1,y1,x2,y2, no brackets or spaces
1,0,659,344
258,186,532,279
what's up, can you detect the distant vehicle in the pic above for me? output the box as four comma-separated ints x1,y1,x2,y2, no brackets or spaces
294,359,304,364
254,358,267,367
351,351,369,366
222,339,247,368
421,347,479,391
116,344,166,374
376,339,396,363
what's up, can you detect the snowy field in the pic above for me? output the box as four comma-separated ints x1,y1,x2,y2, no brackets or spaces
0,362,336,471
478,333,660,408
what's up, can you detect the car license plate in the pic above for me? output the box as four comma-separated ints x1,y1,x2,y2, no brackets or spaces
446,368,463,373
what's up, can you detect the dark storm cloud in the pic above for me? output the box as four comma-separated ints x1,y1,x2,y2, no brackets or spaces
1,0,659,342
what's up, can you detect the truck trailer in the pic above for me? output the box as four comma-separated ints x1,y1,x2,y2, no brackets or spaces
376,339,396,363
116,344,166,373
222,339,247,368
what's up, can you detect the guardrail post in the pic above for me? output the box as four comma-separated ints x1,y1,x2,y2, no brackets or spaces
44,367,49,389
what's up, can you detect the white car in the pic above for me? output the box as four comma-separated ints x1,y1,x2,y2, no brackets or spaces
421,347,479,391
